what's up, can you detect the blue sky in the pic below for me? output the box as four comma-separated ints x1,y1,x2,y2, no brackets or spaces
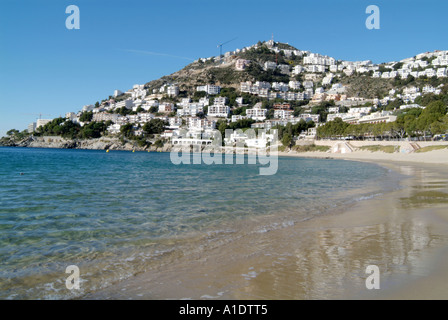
1,0,447,137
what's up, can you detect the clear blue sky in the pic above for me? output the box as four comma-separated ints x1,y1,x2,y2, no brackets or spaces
1,0,447,137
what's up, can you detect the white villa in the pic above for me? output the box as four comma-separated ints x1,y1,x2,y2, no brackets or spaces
246,103,267,121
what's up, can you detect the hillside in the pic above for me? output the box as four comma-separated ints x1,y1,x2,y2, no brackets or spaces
143,41,447,100
2,40,448,146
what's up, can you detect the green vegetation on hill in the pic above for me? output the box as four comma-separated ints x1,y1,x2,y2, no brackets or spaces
317,101,448,139
34,117,112,139
359,145,400,153
0,129,29,145
291,144,330,152
415,145,448,153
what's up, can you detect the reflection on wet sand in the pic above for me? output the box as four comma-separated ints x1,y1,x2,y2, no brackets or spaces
87,162,448,300
229,162,448,300
207,162,448,300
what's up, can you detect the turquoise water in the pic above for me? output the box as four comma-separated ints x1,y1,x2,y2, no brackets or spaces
0,147,393,299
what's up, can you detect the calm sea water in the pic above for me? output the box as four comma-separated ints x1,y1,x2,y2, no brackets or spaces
0,147,395,299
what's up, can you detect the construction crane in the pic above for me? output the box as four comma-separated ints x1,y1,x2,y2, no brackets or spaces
22,113,52,120
217,37,237,62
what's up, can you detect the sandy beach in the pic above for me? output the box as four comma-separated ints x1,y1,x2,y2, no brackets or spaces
84,148,448,300
278,147,448,165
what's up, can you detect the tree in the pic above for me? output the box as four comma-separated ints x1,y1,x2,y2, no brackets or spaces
311,103,330,123
228,118,255,130
79,111,93,122
424,100,447,116
117,107,132,116
142,119,167,135
79,121,108,139
120,123,134,138
293,107,303,117
430,121,447,136
6,129,19,136
282,133,293,148
154,139,164,148
217,120,228,140
266,109,275,120
317,118,349,139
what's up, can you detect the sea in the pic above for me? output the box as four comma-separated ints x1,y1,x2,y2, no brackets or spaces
0,147,399,299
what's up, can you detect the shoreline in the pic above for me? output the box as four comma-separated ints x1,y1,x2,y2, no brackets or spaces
84,155,448,300
278,148,448,165
3,146,448,299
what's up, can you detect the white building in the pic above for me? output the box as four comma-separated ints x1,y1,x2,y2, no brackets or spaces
177,103,204,116
158,103,175,113
306,65,326,73
213,97,228,105
168,117,182,128
207,104,230,118
297,114,320,123
107,124,121,134
179,98,192,107
93,112,119,123
422,85,441,94
403,86,420,95
264,61,277,71
358,111,397,124
288,81,301,90
36,119,52,129
437,68,447,77
328,107,340,113
187,117,216,131
303,81,314,89
235,59,250,71
273,109,293,119
115,99,134,110
349,106,372,114
198,97,210,106
28,122,36,133
65,112,77,120
271,82,289,92
245,103,267,121
82,105,94,112
167,85,179,97
292,65,304,75
322,74,333,86
231,115,247,122
196,84,221,95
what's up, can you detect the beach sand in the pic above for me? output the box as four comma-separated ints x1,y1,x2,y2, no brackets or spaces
85,149,448,300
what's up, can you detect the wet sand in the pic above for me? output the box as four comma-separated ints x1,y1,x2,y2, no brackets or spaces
85,156,448,300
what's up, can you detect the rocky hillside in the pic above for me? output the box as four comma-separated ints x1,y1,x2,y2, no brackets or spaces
142,40,439,100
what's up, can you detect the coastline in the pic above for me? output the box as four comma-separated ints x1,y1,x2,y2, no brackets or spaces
3,144,448,299
278,146,448,165
83,154,448,300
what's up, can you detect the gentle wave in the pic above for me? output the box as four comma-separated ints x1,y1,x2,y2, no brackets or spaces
0,148,393,299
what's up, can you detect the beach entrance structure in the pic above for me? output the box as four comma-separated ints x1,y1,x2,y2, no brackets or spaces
331,142,354,154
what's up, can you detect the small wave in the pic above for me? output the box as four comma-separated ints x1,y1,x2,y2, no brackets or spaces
354,193,383,202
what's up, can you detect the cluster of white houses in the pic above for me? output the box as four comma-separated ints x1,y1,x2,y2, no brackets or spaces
29,77,439,140
27,44,448,145
372,51,448,79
